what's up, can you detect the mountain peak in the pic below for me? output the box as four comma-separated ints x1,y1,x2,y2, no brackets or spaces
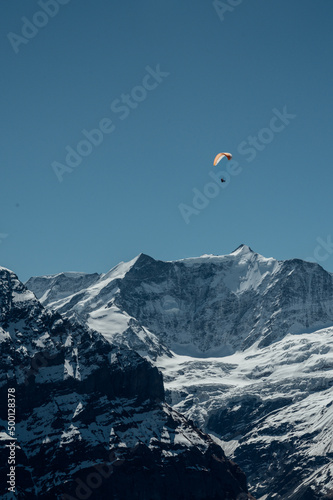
129,252,158,271
135,252,156,263
231,244,254,256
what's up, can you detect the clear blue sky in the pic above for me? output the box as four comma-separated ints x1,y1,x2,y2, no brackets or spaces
1,0,333,281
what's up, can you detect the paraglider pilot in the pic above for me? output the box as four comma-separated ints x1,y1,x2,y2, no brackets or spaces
213,153,232,184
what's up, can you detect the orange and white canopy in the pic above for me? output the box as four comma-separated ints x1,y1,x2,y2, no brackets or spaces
213,152,232,166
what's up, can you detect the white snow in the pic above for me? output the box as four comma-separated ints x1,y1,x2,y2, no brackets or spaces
60,424,82,446
0,327,11,343
0,265,12,273
100,255,141,282
87,305,131,341
12,289,36,303
157,326,333,465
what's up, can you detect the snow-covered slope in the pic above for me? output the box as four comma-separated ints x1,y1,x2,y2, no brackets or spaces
27,255,170,360
157,327,333,499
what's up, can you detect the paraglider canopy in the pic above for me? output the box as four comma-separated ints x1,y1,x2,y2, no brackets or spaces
213,152,232,166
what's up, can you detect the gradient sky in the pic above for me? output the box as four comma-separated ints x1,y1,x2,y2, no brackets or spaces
1,0,333,282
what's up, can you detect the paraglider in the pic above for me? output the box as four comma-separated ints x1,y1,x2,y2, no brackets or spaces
213,152,232,166
213,152,232,183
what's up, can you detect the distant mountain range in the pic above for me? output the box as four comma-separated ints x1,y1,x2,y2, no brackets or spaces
26,245,333,356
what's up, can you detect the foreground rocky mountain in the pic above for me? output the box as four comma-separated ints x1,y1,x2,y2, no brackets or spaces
0,266,253,499
26,245,333,499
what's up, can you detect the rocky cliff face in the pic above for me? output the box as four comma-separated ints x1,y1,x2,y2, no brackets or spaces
113,248,333,353
0,266,252,499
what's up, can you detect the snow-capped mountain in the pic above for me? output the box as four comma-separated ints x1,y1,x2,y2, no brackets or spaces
26,245,333,499
0,265,253,499
27,245,333,355
26,256,171,360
